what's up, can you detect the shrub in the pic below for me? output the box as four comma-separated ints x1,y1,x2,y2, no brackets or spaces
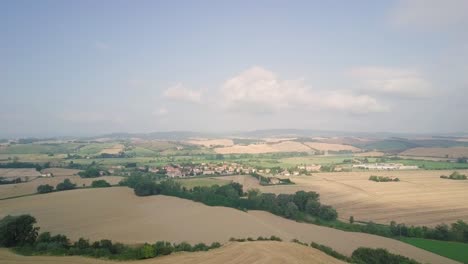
56,179,76,191
37,184,54,194
351,247,420,264
91,180,111,188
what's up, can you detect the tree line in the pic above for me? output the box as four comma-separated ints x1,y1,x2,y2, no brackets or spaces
0,215,220,260
119,176,338,222
37,179,112,194
120,175,468,244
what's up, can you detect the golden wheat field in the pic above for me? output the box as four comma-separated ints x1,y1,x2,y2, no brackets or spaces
214,141,313,154
238,170,468,226
0,188,456,264
0,241,346,264
0,175,123,199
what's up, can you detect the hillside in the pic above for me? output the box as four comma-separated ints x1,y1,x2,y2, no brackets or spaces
0,187,457,264
0,241,345,264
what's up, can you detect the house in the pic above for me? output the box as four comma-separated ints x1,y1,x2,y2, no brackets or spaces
165,166,183,178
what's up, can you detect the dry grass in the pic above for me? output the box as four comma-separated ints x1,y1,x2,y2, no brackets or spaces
0,242,346,264
187,139,234,147
0,188,457,264
400,147,468,159
0,176,123,199
41,168,81,176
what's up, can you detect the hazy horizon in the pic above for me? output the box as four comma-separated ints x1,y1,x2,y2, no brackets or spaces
2,0,468,137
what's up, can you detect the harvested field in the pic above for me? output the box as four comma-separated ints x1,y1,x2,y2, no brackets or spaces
41,168,80,176
214,141,312,154
245,170,468,227
0,241,346,264
0,188,457,264
0,168,40,179
187,139,234,147
303,142,360,152
0,175,123,199
400,147,468,159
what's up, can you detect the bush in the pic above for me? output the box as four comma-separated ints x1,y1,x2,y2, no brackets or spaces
91,180,111,188
56,179,76,191
37,184,54,194
318,205,338,221
351,247,420,264
78,167,101,178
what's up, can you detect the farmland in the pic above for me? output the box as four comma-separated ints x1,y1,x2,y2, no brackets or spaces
0,187,456,264
0,241,346,264
400,238,468,264
401,147,468,159
0,175,123,199
222,170,468,226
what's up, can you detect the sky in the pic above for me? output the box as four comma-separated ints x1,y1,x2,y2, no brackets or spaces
1,0,468,137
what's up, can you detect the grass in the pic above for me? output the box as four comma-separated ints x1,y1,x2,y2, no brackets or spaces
400,237,468,263
394,159,468,170
176,178,229,189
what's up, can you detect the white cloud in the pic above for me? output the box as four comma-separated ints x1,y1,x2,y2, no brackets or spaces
221,66,388,115
163,84,202,103
389,0,468,29
153,107,168,116
349,67,432,98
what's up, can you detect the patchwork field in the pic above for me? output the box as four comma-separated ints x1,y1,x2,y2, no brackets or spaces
238,170,468,226
100,144,125,154
0,241,346,264
0,168,41,179
303,142,360,152
0,175,123,199
0,188,457,264
400,147,468,159
214,141,313,154
187,139,234,147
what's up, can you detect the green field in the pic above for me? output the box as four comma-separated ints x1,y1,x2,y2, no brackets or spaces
395,159,468,170
400,237,468,263
176,177,230,189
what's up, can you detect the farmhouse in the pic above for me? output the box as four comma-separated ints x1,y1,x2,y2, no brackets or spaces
165,166,183,178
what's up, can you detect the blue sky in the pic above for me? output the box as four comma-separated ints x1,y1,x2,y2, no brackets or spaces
1,0,467,137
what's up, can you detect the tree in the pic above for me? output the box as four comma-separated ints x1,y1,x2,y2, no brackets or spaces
91,180,111,188
284,202,299,219
139,243,155,259
56,179,76,191
37,184,54,194
0,215,39,247
318,205,338,221
78,167,101,178
305,198,320,216
349,216,355,224
134,181,156,196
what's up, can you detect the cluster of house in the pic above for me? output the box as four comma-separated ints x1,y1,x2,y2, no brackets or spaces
163,163,257,178
352,163,419,170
